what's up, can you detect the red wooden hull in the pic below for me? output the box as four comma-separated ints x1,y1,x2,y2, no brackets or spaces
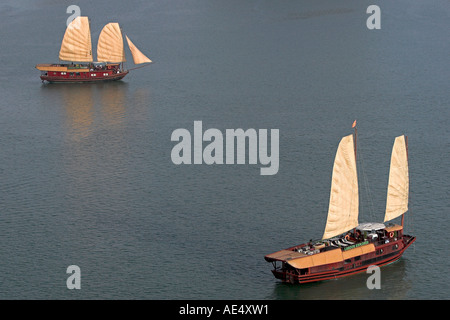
36,63,129,83
265,234,415,284
40,70,128,83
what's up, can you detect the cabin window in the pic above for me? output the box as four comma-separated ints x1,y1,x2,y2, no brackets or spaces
354,256,361,261
299,268,308,275
344,259,352,264
70,73,74,76
76,72,80,76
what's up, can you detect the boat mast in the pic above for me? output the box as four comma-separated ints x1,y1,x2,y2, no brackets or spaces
401,135,408,227
120,26,125,72
352,120,357,235
352,120,357,161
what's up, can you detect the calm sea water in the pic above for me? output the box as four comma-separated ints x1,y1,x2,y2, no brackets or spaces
0,0,449,299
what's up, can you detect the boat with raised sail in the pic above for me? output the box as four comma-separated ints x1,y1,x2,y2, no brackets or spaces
264,122,416,284
36,16,152,83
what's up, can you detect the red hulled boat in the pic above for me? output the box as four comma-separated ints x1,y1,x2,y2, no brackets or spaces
36,17,151,83
265,123,416,284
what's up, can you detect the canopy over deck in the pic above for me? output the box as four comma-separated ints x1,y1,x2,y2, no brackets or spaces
356,222,386,231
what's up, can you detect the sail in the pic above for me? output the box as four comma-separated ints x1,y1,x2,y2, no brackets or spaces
384,135,409,222
322,134,359,239
59,16,93,62
97,23,126,63
125,35,152,64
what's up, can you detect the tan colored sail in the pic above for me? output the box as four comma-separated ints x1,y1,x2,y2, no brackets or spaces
125,35,152,64
97,23,126,63
384,135,409,222
59,16,93,62
322,134,359,239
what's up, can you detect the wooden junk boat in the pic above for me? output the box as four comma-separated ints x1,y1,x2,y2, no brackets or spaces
36,17,151,83
265,123,416,284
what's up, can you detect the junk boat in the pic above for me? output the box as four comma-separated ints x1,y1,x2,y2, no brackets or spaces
264,122,416,284
36,16,152,83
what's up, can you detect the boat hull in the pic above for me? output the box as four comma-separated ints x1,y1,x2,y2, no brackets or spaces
40,71,129,83
266,234,415,284
36,63,128,83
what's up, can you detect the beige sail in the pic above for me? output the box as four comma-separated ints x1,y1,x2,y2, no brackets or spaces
125,35,152,64
59,16,93,62
97,23,126,63
322,134,359,239
384,135,409,222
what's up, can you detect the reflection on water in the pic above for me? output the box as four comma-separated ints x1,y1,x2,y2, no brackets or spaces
38,81,133,264
269,259,411,300
62,84,94,141
99,82,128,127
40,82,129,142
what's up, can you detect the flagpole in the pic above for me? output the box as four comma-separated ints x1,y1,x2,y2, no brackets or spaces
352,120,357,161
352,120,358,236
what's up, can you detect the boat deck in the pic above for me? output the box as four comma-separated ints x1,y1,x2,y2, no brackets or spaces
265,230,416,284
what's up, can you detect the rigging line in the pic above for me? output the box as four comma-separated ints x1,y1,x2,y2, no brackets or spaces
127,63,153,71
407,151,414,235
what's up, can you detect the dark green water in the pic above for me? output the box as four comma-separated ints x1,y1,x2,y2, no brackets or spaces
0,0,449,299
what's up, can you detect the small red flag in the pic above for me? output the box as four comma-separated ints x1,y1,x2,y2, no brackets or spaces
352,120,357,128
